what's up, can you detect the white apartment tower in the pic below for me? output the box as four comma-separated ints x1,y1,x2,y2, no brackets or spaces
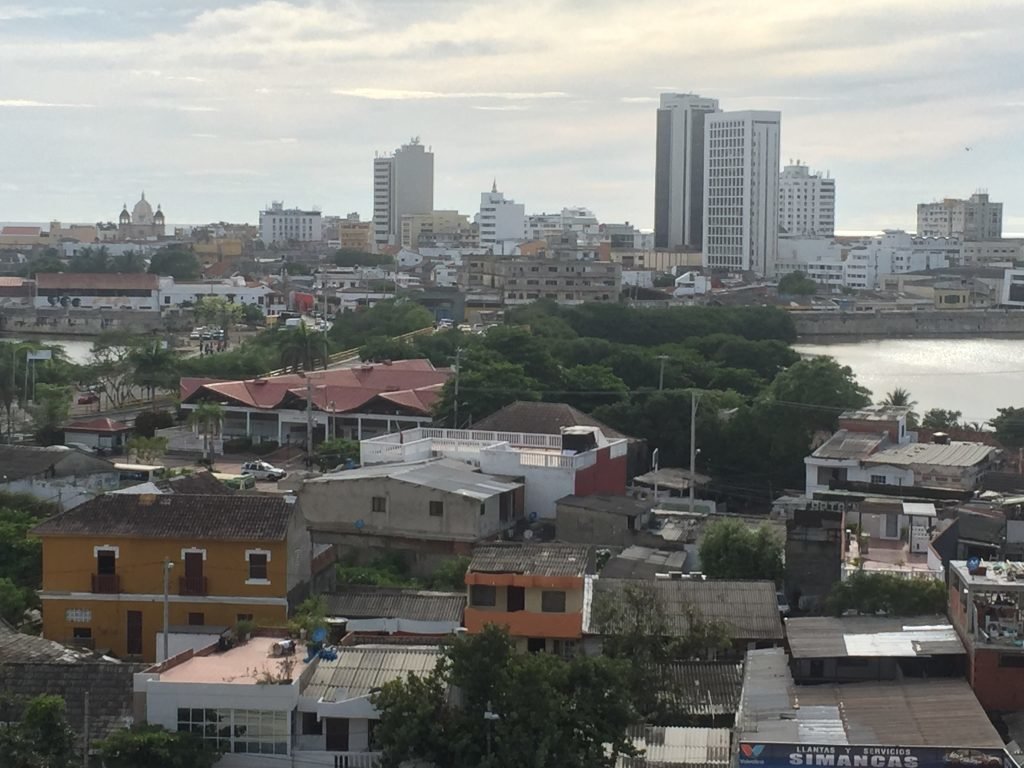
259,202,323,244
917,193,1002,240
478,181,526,255
373,138,434,247
779,162,835,237
654,93,720,250
702,110,781,277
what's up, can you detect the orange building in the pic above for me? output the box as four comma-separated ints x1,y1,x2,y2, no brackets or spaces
32,493,312,662
464,542,591,655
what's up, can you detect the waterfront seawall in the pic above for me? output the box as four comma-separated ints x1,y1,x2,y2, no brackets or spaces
792,309,1024,339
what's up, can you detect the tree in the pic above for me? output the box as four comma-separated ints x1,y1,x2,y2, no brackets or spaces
881,387,919,426
333,249,393,268
97,725,222,768
921,408,963,432
315,437,359,470
85,331,143,408
278,325,328,372
128,342,178,403
0,695,78,768
824,572,947,616
777,271,817,295
372,625,637,768
427,556,470,591
112,250,147,273
187,402,224,466
30,383,70,445
560,364,628,412
698,518,784,581
134,410,174,438
0,342,19,439
194,296,243,335
0,576,28,625
148,247,201,280
434,357,542,427
990,407,1024,447
241,303,265,326
126,436,168,464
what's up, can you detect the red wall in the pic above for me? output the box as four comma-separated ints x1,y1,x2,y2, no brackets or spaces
970,647,1024,711
573,447,627,497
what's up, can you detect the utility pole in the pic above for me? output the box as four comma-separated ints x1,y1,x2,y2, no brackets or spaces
689,391,700,515
162,559,172,663
305,374,314,459
82,691,89,768
656,355,669,390
453,347,463,429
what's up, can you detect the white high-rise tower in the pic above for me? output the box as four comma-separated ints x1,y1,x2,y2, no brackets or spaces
478,181,526,256
779,161,835,237
373,138,434,247
702,110,781,277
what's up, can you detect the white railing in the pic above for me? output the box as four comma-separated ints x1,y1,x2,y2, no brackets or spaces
290,751,381,768
841,563,942,581
360,438,433,465
609,439,628,458
419,427,562,450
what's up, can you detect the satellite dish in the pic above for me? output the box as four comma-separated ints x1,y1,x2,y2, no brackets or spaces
311,627,327,643
528,511,538,522
523,529,534,540
354,519,365,530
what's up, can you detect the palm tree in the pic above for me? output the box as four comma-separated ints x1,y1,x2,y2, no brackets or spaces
881,387,919,427
129,342,177,404
278,325,324,372
187,401,224,467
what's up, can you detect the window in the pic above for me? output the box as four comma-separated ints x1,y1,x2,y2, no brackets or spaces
188,612,205,626
429,501,444,517
870,474,887,485
470,584,496,607
237,613,253,623
96,549,117,575
301,711,323,735
72,627,92,641
541,590,566,613
371,496,386,513
66,608,92,623
246,550,270,584
177,708,287,755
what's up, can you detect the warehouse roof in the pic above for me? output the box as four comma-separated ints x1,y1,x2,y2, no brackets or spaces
737,648,1002,748
323,586,465,623
302,645,441,702
618,726,731,768
785,617,964,659
866,441,996,468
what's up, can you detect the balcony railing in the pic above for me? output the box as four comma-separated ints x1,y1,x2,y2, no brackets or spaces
91,573,120,594
179,575,209,596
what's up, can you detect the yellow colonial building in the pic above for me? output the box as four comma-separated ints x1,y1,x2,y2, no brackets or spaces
32,493,311,662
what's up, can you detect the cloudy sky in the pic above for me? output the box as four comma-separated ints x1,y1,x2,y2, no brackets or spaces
1,0,1023,232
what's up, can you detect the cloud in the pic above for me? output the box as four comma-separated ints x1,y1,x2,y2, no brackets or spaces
0,5,102,21
473,105,529,112
620,96,659,104
332,88,570,101
190,132,218,139
175,105,219,112
0,99,92,108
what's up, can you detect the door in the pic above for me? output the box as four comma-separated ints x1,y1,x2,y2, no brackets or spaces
183,552,204,594
324,718,349,751
126,610,143,656
507,586,525,613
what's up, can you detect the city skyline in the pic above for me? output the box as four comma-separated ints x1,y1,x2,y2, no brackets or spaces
1,1,1022,232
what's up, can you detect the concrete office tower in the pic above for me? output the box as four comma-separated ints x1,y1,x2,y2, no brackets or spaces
917,193,1002,240
654,93,720,250
373,138,434,247
779,161,835,237
702,110,781,277
478,181,526,255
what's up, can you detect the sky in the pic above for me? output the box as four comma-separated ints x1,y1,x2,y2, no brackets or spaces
2,0,1024,233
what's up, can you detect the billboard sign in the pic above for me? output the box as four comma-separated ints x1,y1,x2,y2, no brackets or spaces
738,744,1009,768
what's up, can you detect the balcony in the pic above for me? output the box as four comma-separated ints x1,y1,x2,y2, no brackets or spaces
179,575,209,596
91,573,120,594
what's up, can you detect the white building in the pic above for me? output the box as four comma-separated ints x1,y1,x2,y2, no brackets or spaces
1000,269,1024,306
673,271,710,297
259,202,322,244
158,277,276,313
961,239,1024,266
702,110,781,277
0,445,120,511
478,182,526,255
917,193,1002,240
844,231,955,290
526,212,563,242
775,238,847,290
655,92,720,250
621,269,655,289
373,138,434,247
779,161,835,237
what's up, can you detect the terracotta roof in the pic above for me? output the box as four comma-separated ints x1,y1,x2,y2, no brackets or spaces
0,277,27,287
64,417,132,433
36,272,158,290
31,493,293,540
471,401,630,439
0,226,41,236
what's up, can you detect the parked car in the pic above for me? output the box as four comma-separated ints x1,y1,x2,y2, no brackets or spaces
240,460,287,481
189,328,203,340
77,391,99,405
776,591,791,617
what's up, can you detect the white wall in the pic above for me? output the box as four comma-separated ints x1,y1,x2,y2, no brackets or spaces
159,278,273,312
343,617,460,634
1,472,120,510
478,456,576,520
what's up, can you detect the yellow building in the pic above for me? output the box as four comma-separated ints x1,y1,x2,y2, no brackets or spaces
400,210,470,249
32,493,312,662
339,220,375,252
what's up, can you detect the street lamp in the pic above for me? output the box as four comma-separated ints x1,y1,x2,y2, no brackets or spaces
328,400,336,442
484,701,500,761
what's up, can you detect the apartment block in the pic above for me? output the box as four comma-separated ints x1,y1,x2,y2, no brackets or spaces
917,193,1002,240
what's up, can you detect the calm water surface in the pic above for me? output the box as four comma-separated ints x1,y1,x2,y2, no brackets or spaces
0,336,95,364
793,338,1024,424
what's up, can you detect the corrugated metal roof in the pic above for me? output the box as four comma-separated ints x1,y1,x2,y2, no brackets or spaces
601,546,688,580
738,648,1002,748
811,430,888,461
866,440,996,468
588,579,784,641
302,645,441,702
618,726,731,768
308,459,521,501
323,586,465,623
658,661,743,716
469,542,591,577
786,617,964,659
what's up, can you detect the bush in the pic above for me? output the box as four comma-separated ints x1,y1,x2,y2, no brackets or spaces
135,410,174,438
251,440,279,456
824,572,947,616
223,436,253,453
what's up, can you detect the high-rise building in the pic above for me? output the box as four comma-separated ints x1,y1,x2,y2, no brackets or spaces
917,193,1002,240
654,93,720,250
702,110,781,276
373,138,434,247
478,182,526,255
779,162,835,237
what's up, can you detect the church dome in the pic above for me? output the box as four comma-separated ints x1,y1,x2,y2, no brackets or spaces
131,191,154,225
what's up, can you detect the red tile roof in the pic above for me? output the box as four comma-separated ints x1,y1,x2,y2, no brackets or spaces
182,360,451,416
36,273,158,290
0,277,27,287
64,417,132,433
1,226,41,236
